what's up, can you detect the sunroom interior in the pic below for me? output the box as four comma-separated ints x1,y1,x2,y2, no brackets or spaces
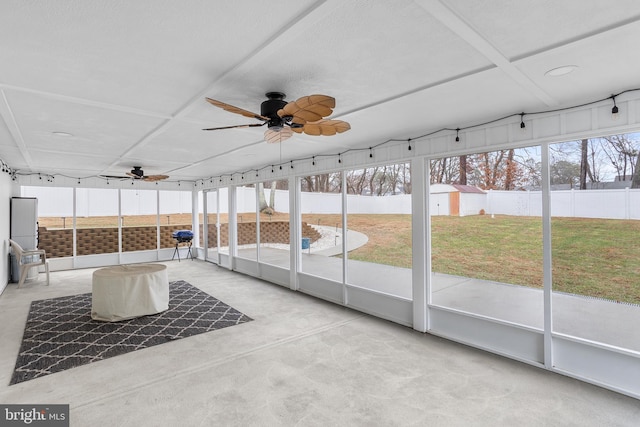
1,0,639,414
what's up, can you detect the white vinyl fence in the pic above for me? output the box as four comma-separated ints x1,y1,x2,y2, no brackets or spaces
487,188,640,219
24,186,640,220
237,187,640,219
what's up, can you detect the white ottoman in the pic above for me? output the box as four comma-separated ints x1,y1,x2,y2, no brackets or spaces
91,264,169,322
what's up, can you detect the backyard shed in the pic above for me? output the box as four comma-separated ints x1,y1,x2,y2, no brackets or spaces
429,184,486,216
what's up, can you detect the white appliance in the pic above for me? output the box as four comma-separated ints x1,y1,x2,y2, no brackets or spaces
10,197,39,282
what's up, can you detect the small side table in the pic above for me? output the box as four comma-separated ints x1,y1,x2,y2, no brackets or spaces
91,264,169,322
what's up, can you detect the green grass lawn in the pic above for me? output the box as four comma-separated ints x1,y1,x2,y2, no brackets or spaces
343,214,640,305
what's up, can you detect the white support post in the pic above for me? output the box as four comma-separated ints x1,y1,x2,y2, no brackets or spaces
289,176,299,290
191,190,199,254
255,184,261,276
341,172,348,303
412,159,428,332
228,186,237,271
541,143,553,368
216,190,221,265
72,187,77,263
201,190,208,257
117,188,122,265
156,190,161,252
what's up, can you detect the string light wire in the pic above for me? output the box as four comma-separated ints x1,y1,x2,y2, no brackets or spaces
8,87,640,186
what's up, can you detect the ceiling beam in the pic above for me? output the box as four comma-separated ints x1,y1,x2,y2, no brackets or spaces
415,0,559,107
105,0,341,175
0,83,171,120
0,89,33,169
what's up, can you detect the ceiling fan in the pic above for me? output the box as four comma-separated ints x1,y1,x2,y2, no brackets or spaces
102,166,169,182
203,92,350,143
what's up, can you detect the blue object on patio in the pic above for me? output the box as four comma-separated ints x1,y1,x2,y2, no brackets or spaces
301,237,310,249
172,230,194,261
172,230,194,242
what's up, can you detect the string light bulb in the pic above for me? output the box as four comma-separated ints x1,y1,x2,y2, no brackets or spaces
455,128,460,142
408,139,412,151
312,156,315,166
369,147,373,158
611,95,619,119
520,113,526,131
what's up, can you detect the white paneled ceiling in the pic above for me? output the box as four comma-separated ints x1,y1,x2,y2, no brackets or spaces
1,0,640,183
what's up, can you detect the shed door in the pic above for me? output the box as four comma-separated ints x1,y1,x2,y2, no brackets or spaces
449,192,460,216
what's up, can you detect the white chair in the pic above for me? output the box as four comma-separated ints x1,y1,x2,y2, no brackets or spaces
9,239,50,288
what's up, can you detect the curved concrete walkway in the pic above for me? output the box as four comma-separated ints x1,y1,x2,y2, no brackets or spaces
306,225,368,256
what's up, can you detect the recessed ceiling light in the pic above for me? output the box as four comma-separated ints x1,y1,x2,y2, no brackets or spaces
544,65,578,77
52,131,73,137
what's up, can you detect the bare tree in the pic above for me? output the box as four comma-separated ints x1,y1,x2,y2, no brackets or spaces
504,149,516,190
346,169,368,195
466,150,530,190
477,151,506,190
579,139,589,189
257,181,279,213
401,163,412,194
633,152,640,188
430,157,460,184
386,164,402,195
269,181,276,209
459,155,467,185
587,141,602,184
367,166,381,195
599,134,639,182
301,173,341,193
258,182,268,212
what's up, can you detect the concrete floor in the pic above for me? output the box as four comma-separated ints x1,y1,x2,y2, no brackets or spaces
0,260,639,426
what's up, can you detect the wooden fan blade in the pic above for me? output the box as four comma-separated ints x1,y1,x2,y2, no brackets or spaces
293,120,351,136
205,97,268,121
277,94,336,124
203,123,265,131
264,128,293,144
126,172,142,179
101,175,129,180
143,175,170,182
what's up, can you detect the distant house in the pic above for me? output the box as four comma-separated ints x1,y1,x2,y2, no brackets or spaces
429,183,486,216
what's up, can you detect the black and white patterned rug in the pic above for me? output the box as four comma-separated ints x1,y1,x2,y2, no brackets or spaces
10,280,252,385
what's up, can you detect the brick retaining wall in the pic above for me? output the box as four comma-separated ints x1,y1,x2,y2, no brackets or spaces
38,221,319,258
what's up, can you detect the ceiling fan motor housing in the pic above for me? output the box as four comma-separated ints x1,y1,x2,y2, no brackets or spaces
261,92,287,130
131,166,144,178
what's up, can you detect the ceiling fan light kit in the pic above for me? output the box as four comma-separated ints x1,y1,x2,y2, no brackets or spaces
204,92,350,143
